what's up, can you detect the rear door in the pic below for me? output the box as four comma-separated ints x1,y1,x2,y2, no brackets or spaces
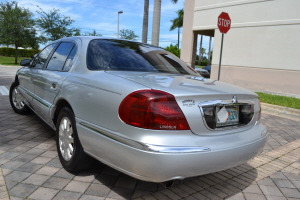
32,42,77,125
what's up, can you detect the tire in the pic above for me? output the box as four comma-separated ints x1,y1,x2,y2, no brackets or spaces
9,82,31,115
56,107,94,172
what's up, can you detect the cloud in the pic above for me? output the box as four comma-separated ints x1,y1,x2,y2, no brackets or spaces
17,0,82,20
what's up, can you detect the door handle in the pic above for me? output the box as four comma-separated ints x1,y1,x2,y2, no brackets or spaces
50,82,57,90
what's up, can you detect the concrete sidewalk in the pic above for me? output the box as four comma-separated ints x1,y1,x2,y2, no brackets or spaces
0,95,300,200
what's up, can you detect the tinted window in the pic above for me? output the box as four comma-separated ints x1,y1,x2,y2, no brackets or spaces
32,43,56,69
63,46,77,71
47,42,74,71
87,39,194,75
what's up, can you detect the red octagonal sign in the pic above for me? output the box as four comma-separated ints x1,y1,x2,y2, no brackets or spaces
218,12,231,34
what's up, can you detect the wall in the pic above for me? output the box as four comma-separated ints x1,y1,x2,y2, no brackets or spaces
181,0,300,95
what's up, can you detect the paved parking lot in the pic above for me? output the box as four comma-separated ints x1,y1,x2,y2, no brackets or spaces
1,93,300,200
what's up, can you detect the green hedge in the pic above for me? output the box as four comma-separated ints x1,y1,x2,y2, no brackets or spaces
0,47,39,57
201,61,208,66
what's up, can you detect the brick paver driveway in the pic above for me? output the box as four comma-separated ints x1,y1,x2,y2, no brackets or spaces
1,94,300,200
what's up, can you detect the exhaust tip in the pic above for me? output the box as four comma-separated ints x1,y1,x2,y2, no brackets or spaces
160,180,175,188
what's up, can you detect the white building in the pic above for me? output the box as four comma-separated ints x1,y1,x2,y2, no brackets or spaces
181,0,300,96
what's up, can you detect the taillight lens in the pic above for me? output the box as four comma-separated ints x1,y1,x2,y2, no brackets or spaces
202,106,216,129
257,100,261,120
239,105,254,124
119,90,190,130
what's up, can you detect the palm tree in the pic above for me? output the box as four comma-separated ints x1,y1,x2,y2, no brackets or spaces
151,0,178,46
142,0,149,43
201,47,206,62
170,9,183,47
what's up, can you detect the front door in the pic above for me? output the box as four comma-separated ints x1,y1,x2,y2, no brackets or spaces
32,42,77,126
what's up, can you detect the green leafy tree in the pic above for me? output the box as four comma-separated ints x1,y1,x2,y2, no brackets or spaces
85,29,102,36
119,29,138,41
170,9,184,47
0,1,37,63
164,43,180,57
73,30,81,36
201,47,206,60
22,29,40,50
36,6,80,42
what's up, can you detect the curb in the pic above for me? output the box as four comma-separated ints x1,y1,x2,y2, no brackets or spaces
261,102,300,116
0,65,20,68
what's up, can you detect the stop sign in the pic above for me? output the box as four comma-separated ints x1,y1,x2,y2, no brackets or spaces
218,12,231,34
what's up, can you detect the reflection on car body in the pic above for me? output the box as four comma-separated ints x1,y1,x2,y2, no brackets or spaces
9,36,268,183
195,67,210,78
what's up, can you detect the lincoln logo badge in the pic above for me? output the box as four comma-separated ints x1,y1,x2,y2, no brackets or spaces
232,95,237,103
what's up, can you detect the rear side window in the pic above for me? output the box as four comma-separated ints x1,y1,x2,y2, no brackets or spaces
87,39,194,75
47,42,75,71
63,46,77,71
32,43,56,69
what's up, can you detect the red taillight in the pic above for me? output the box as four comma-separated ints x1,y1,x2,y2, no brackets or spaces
119,90,190,130
258,100,261,120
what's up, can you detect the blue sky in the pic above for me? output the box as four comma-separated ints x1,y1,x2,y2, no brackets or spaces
2,0,213,55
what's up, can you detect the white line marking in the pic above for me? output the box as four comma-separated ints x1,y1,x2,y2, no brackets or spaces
0,86,9,95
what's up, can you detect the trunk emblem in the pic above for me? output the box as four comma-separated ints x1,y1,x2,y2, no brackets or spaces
182,99,195,107
232,95,237,103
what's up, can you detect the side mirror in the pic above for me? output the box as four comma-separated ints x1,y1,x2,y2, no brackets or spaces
20,59,31,66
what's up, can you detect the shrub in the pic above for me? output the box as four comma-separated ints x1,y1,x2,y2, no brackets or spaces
0,47,39,57
201,61,208,66
164,44,180,57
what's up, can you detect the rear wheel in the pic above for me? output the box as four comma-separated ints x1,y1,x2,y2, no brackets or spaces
56,107,94,172
9,82,31,114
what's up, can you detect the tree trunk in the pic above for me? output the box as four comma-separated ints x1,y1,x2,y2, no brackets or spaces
199,35,203,64
15,44,18,64
208,36,212,65
151,0,161,46
142,0,149,43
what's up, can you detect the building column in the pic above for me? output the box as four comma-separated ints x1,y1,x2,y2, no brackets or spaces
180,0,197,68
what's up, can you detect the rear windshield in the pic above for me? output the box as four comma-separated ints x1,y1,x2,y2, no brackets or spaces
87,39,196,75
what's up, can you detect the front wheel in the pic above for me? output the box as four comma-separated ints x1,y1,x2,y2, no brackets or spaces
9,82,31,115
56,107,94,172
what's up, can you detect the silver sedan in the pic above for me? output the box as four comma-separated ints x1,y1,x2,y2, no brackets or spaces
9,36,268,183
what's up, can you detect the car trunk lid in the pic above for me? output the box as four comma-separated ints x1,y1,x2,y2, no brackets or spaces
106,71,259,135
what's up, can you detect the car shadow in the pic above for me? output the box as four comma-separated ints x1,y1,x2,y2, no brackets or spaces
77,159,258,199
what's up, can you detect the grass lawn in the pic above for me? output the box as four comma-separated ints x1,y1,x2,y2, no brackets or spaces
256,92,300,110
0,56,30,66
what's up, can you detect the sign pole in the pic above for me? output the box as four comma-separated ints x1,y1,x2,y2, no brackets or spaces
217,12,231,81
218,33,224,81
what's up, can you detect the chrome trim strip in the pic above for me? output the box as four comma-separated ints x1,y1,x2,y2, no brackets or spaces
19,86,51,108
199,99,252,107
199,99,255,131
79,121,144,150
143,144,210,153
79,121,210,153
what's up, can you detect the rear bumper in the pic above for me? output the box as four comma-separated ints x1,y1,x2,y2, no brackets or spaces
77,121,268,182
